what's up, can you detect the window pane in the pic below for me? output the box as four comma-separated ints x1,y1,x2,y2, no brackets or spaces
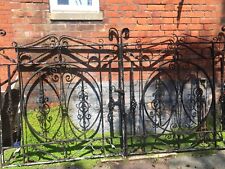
75,0,82,5
87,0,92,6
75,0,92,6
58,0,69,5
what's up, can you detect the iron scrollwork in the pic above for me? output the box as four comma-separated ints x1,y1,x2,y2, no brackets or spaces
76,81,91,131
0,27,221,167
150,78,165,128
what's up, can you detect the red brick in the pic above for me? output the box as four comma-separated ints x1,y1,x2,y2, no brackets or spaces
0,0,223,46
121,18,137,24
107,0,123,3
204,11,221,18
134,12,151,18
160,12,177,17
165,4,175,11
134,25,161,31
191,18,201,23
124,11,134,17
161,24,177,31
203,24,217,30
163,18,174,23
137,18,150,25
147,5,164,11
175,18,191,24
104,11,121,18
151,11,162,18
185,0,205,4
149,18,164,24
163,0,183,4
187,24,203,30
191,31,200,37
120,5,137,11
200,18,220,24
180,5,192,11
133,0,162,4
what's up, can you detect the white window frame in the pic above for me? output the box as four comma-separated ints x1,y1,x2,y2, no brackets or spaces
49,0,100,13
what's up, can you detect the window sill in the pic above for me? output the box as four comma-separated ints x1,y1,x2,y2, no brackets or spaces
50,11,103,21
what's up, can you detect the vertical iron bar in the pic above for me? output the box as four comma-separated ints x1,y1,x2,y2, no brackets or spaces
80,79,87,139
129,62,136,146
38,75,47,140
175,45,181,149
221,53,225,130
211,42,217,147
17,48,26,163
7,65,14,146
58,46,68,158
139,46,146,153
118,40,127,156
108,62,114,142
98,50,105,156
0,78,3,167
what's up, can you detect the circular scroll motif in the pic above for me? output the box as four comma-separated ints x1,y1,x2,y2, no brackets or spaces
142,61,212,134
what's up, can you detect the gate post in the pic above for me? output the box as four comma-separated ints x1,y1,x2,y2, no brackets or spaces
0,79,2,168
220,28,225,130
211,41,217,147
220,53,225,130
0,29,6,168
109,28,129,156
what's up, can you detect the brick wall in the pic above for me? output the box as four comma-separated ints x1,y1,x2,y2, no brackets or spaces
0,1,13,46
0,1,15,89
0,0,223,45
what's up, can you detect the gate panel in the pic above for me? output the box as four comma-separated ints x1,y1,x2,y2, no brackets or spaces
125,40,217,154
1,28,224,167
16,35,125,164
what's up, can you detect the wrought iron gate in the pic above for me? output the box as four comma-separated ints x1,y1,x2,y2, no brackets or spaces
1,28,225,167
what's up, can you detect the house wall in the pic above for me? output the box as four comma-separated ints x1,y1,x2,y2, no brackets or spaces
0,0,224,46
0,1,13,46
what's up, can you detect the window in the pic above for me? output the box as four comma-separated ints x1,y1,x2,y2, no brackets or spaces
50,0,100,13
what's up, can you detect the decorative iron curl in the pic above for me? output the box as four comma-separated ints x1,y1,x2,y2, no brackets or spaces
20,54,32,64
60,39,69,48
49,67,60,82
213,26,225,55
65,73,75,83
167,34,185,52
109,28,130,43
12,41,18,48
214,26,225,42
98,39,104,49
167,38,177,51
172,34,186,44
0,29,6,36
20,35,59,48
36,100,52,134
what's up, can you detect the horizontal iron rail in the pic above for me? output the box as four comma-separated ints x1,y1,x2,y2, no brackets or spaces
0,40,225,50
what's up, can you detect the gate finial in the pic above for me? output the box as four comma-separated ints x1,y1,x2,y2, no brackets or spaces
109,28,130,44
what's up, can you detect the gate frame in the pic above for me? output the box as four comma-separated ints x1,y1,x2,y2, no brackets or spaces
0,27,225,167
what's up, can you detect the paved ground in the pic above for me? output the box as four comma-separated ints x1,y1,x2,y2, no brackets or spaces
93,150,225,169
47,150,225,169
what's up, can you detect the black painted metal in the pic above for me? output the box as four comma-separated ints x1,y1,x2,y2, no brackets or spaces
0,29,6,36
1,28,225,167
